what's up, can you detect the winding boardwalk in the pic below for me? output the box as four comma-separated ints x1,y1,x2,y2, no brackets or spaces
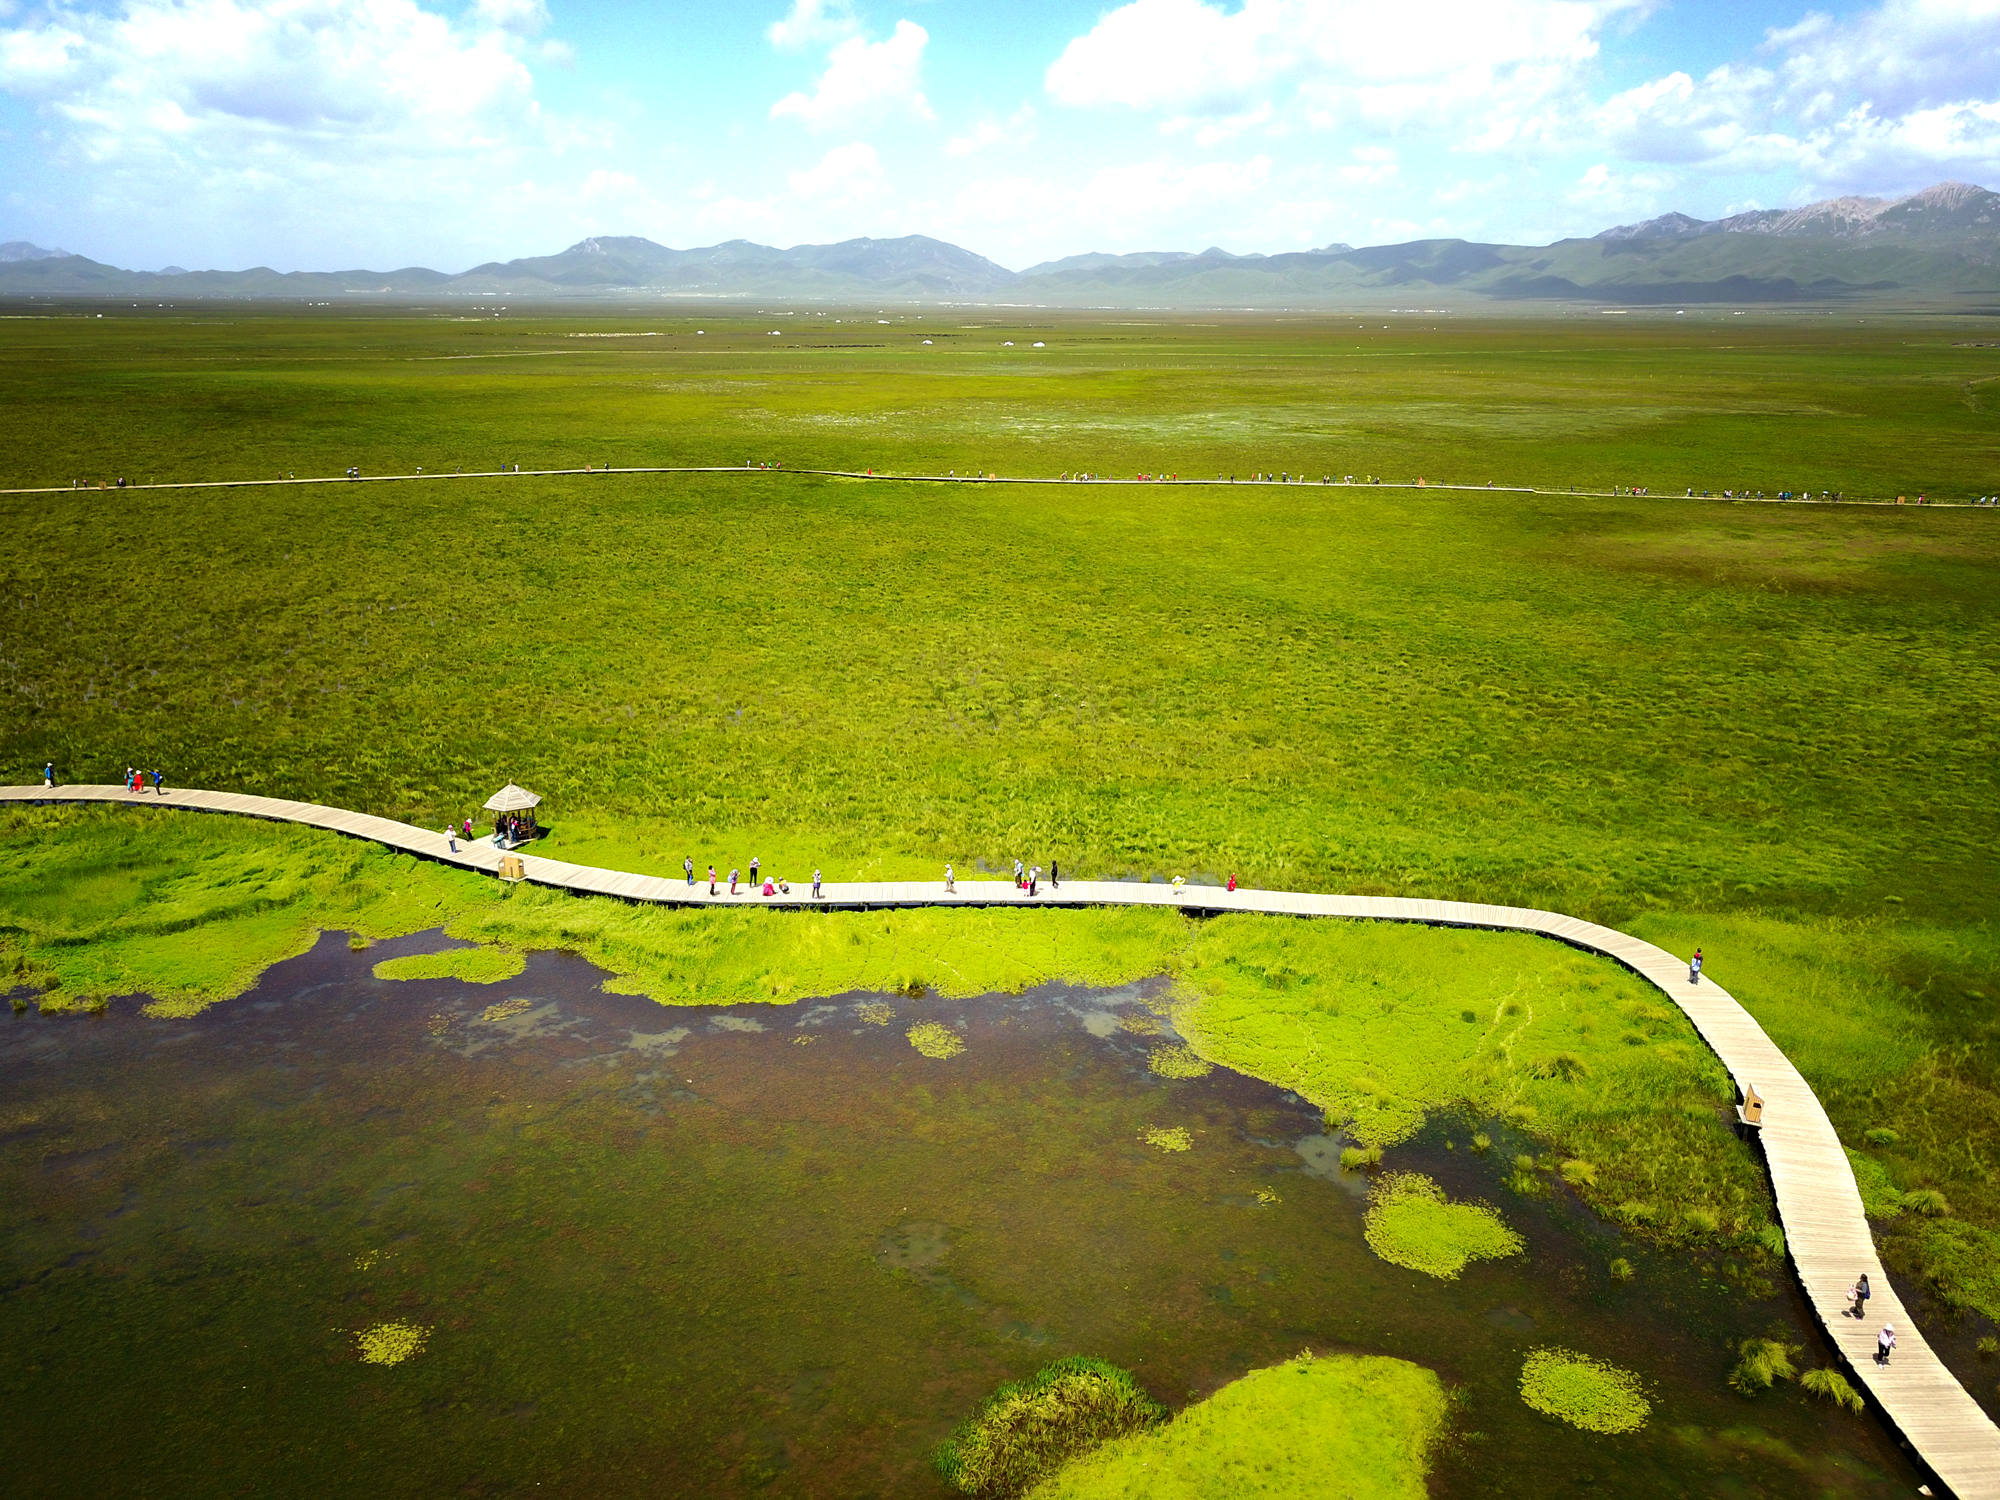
7,780,1998,1495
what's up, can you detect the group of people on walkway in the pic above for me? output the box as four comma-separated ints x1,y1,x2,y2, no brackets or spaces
687,855,824,901
123,766,163,794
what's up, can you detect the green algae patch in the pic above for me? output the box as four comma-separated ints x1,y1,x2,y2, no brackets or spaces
372,947,525,985
1520,1347,1650,1434
1146,1044,1211,1079
1029,1352,1446,1500
1363,1172,1524,1279
908,1021,966,1059
935,1356,1164,1497
355,1321,432,1367
1143,1126,1192,1152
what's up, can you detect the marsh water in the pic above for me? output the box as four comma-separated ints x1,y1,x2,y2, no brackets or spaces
2,934,1923,1498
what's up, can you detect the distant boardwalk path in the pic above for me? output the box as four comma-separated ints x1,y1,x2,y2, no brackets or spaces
6,780,1998,1496
0,464,1969,506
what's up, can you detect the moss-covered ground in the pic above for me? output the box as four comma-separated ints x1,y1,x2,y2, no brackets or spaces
1029,1353,1447,1500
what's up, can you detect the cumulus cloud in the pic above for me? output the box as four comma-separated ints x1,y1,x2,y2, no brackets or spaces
1586,0,2000,192
767,0,856,51
1045,0,1635,132
0,0,544,154
771,18,932,129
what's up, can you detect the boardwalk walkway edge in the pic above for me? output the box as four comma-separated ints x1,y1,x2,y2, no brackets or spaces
6,782,1997,1497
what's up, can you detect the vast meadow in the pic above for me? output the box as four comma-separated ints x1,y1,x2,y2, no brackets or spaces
3,303,1999,1493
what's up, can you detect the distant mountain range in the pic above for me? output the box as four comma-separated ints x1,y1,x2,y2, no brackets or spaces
3,182,1996,309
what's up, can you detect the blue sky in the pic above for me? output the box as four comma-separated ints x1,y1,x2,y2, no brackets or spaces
3,0,1998,271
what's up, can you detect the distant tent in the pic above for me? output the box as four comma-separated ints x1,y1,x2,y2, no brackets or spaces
483,783,541,813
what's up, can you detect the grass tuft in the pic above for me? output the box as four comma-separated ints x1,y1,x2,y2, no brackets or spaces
934,1357,1163,1497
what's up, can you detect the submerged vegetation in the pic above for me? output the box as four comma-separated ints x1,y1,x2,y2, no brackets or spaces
355,1321,431,1367
934,1357,1164,1498
1145,1044,1211,1080
908,1021,967,1059
1362,1172,1525,1280
1030,1352,1447,1500
1519,1348,1651,1434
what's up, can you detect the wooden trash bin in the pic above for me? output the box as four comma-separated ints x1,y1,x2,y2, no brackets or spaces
497,854,526,884
1737,1083,1764,1129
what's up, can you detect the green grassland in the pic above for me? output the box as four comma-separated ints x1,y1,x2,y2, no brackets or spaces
1029,1352,1446,1500
2,306,1997,496
2,308,1999,1322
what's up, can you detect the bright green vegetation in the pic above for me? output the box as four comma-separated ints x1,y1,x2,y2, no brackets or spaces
1801,1368,1867,1414
1362,1172,1526,1279
1520,1348,1652,1434
2,309,1998,1323
907,1020,967,1059
0,808,1779,1255
1145,1044,1211,1080
3,310,1996,499
1178,919,1772,1250
1030,1353,1447,1500
1729,1338,1802,1396
371,946,524,984
934,1357,1165,1497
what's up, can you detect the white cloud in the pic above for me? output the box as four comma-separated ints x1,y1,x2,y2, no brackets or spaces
771,18,932,130
946,104,1036,157
1584,0,2000,192
0,0,543,152
1163,102,1273,146
788,140,885,200
1046,0,1634,131
767,0,856,51
473,0,547,34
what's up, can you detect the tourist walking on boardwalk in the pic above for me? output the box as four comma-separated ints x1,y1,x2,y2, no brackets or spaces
1013,858,1024,888
1876,1324,1896,1365
708,865,717,895
42,762,53,788
150,769,163,794
463,818,473,842
1851,1272,1871,1319
684,856,694,887
1690,947,1703,984
812,868,822,899
729,867,740,895
445,825,458,853
1029,866,1039,897
750,856,760,889
945,864,955,893
1172,875,1186,898
1050,860,1059,889
1227,873,1237,892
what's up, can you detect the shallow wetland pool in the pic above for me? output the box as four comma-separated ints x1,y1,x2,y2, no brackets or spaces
1,933,1922,1497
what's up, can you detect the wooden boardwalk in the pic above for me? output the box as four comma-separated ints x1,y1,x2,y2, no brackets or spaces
7,780,1998,1495
0,464,1962,507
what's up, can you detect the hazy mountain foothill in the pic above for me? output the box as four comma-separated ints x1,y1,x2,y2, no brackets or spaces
4,182,1996,310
